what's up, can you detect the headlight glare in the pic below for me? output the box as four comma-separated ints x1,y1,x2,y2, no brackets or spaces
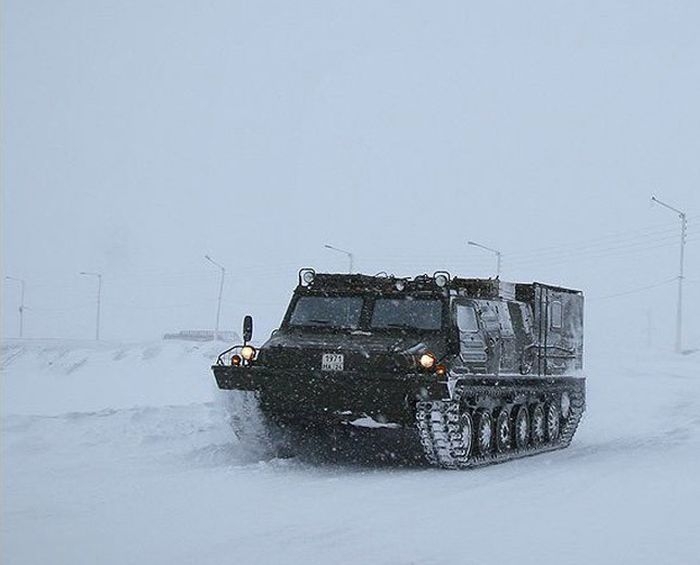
419,352,436,370
241,345,256,361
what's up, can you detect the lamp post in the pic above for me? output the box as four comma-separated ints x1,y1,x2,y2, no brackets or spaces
324,244,354,274
5,276,26,337
651,195,687,353
204,255,226,340
467,240,502,278
79,271,102,340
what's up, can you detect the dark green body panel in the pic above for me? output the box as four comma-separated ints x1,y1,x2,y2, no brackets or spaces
212,364,445,425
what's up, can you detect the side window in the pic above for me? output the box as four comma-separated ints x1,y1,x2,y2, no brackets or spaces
476,301,500,333
456,304,479,333
550,301,562,329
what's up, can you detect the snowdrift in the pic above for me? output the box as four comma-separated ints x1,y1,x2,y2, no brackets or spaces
2,339,700,565
1,338,224,415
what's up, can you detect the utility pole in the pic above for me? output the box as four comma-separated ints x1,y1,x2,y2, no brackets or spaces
5,276,26,337
204,255,226,340
324,244,354,274
80,272,102,340
651,195,687,353
467,240,502,278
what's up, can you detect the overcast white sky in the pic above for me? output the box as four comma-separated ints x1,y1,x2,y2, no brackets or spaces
2,1,699,351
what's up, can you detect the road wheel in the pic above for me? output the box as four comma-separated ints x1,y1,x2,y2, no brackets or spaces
514,405,530,450
495,408,511,453
546,402,561,443
531,404,545,445
453,409,474,462
475,410,493,455
561,391,571,419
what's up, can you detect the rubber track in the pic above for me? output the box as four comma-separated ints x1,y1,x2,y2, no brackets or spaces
415,381,585,469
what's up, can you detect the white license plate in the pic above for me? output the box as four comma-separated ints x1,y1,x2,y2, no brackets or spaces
321,353,344,371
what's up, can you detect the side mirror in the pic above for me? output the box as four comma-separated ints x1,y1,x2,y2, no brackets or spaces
242,315,253,343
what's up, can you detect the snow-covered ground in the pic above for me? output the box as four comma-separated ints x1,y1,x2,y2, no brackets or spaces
2,338,699,564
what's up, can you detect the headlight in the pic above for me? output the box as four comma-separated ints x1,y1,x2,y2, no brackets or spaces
435,274,448,288
241,345,256,361
419,352,436,370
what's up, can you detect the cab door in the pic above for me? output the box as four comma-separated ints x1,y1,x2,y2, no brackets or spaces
453,300,488,373
472,300,503,374
495,302,517,373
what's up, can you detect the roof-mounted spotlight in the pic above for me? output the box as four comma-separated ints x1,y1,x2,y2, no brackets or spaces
434,271,450,288
299,268,316,287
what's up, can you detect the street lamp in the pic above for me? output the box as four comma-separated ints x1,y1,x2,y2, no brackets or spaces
5,276,26,337
324,244,354,274
651,195,687,353
204,255,226,340
467,240,502,277
79,271,102,340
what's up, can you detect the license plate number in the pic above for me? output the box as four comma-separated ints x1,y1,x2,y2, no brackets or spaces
321,353,344,371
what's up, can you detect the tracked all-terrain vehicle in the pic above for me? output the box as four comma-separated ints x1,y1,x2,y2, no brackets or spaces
212,270,585,469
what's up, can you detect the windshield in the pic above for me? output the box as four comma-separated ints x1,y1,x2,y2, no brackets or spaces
288,296,363,328
371,298,442,330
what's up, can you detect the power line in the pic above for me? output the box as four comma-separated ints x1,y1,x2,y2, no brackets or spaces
508,226,699,264
506,235,700,269
505,214,698,263
508,233,684,266
507,217,695,259
589,277,678,300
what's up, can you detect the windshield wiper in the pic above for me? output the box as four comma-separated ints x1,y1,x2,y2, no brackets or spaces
308,319,332,325
384,323,416,329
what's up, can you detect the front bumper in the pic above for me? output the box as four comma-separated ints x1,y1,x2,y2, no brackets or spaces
212,364,447,425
